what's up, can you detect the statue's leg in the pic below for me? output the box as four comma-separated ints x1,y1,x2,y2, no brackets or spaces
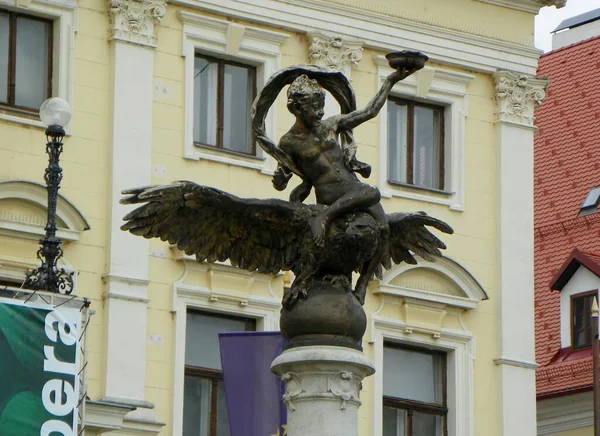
312,184,381,246
353,204,389,305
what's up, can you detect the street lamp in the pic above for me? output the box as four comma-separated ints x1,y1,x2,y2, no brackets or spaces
23,97,74,295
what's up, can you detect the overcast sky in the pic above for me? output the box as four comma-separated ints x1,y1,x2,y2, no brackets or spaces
535,0,599,52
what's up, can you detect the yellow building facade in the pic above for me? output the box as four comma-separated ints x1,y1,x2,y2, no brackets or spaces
0,0,560,435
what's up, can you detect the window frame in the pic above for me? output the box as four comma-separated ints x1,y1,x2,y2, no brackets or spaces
183,309,256,436
387,96,446,191
570,290,597,350
382,342,448,436
193,53,257,156
0,8,53,113
179,12,289,173
377,58,473,212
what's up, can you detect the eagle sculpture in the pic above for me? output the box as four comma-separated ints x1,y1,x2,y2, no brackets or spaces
120,181,452,308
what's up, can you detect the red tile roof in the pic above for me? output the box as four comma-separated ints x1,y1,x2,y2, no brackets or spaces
534,35,600,398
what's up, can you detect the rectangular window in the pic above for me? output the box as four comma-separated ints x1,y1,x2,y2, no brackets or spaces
0,9,52,111
383,343,447,436
571,291,597,349
193,54,256,155
387,98,445,191
184,310,256,436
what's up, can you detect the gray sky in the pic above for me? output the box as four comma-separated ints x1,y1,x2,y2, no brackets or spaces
535,0,599,52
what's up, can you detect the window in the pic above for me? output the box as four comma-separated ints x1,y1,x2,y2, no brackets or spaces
383,344,447,436
387,98,445,191
571,291,597,349
183,310,255,436
0,10,52,112
579,187,600,216
193,55,256,155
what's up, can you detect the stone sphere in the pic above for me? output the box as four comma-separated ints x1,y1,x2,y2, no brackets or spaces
280,280,367,350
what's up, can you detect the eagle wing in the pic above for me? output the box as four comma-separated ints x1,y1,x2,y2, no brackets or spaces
385,212,454,266
120,181,309,274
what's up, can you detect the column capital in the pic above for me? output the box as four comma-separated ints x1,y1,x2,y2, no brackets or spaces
108,0,166,48
494,70,548,127
538,0,566,8
308,32,363,75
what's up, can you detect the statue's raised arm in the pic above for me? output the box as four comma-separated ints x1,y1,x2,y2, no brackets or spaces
333,51,429,132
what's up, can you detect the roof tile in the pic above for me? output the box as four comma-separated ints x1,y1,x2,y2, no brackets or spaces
534,35,600,397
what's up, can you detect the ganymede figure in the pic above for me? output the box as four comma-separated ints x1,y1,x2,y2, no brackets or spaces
121,51,452,348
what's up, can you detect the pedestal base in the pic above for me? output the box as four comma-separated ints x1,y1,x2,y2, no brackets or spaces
271,345,375,436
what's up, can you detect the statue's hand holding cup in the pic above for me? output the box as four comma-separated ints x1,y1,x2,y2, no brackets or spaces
386,50,429,81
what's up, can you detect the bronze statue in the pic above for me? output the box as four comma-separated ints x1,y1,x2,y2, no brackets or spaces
121,51,452,348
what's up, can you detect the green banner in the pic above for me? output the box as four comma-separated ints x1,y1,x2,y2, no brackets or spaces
0,299,81,436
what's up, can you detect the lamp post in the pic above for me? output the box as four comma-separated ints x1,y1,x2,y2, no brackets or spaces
23,97,74,295
592,297,600,436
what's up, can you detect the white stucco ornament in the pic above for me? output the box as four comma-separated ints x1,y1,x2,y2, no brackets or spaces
308,32,363,73
108,0,166,47
494,70,548,126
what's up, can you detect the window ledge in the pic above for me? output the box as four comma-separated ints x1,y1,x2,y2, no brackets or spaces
185,143,271,173
0,108,46,130
387,181,454,197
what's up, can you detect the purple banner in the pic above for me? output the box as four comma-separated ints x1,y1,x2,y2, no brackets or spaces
219,331,286,436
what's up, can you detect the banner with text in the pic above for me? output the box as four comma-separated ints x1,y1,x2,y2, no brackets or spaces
0,299,81,436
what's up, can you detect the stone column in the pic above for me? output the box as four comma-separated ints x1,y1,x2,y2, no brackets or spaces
493,70,547,436
100,0,165,431
271,346,374,436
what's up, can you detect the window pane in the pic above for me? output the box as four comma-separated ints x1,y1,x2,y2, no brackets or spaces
194,56,218,145
581,186,600,208
383,407,406,436
413,106,442,189
216,381,231,436
0,13,8,103
387,101,408,184
15,17,50,109
383,346,444,404
185,311,254,369
413,412,443,436
222,63,252,153
573,294,595,348
183,377,211,436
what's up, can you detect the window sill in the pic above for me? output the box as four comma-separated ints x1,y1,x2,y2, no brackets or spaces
382,180,462,211
388,181,454,197
0,105,73,135
186,142,271,174
0,105,46,130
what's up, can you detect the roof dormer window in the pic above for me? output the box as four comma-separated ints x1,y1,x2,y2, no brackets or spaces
579,187,600,216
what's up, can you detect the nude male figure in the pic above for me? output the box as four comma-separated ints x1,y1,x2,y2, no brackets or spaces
277,68,413,303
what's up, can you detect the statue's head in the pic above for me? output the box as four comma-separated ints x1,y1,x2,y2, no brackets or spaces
287,75,325,125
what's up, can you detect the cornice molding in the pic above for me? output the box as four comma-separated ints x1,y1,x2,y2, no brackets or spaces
537,391,593,435
108,0,166,47
494,357,539,370
166,0,542,74
476,0,566,14
494,70,548,127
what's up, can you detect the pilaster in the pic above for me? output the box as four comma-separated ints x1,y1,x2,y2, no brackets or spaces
102,0,166,431
493,70,547,436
